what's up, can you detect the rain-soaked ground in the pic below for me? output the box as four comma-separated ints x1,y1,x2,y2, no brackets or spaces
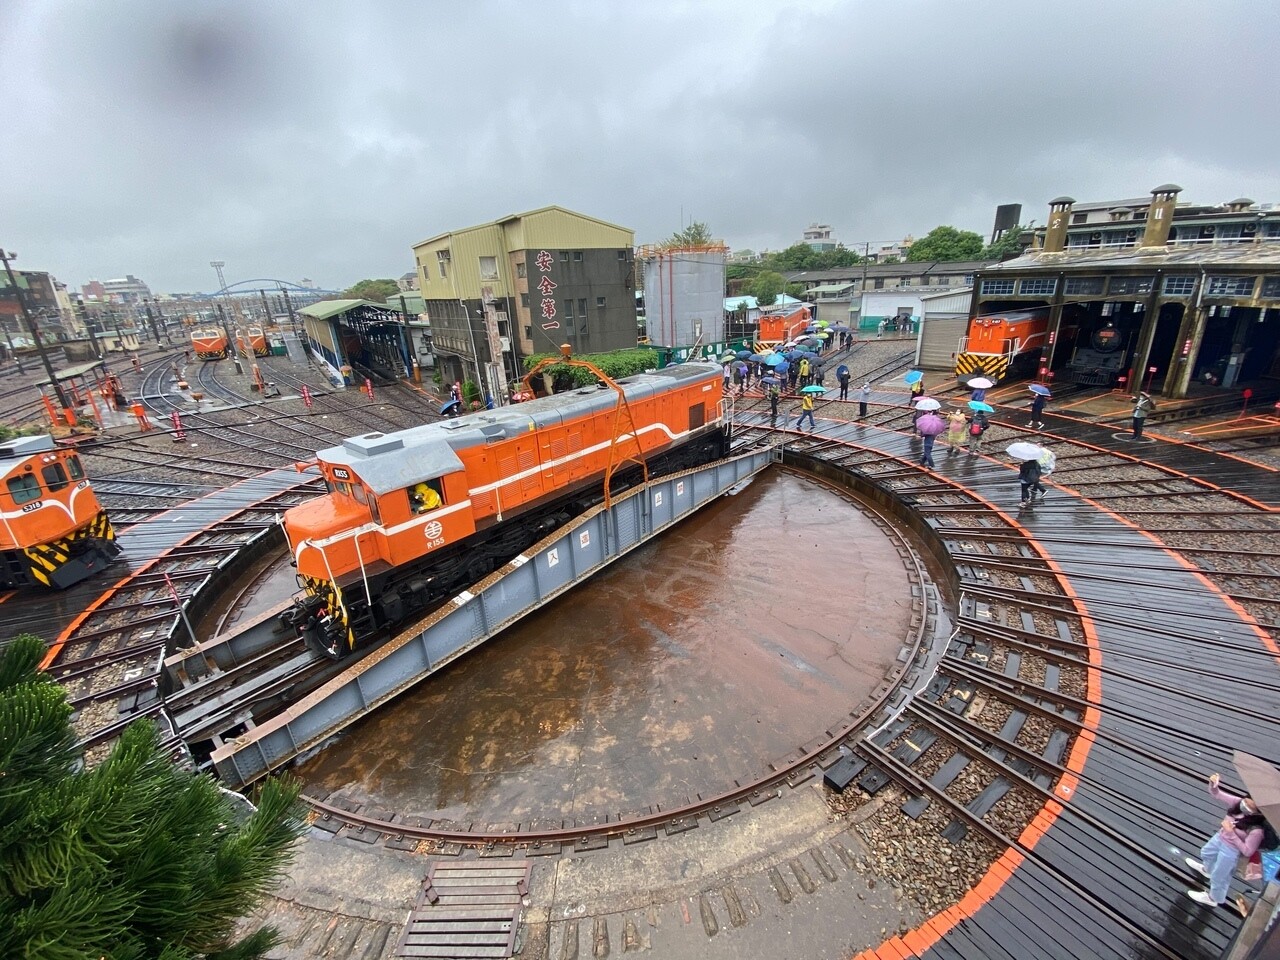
295,468,916,824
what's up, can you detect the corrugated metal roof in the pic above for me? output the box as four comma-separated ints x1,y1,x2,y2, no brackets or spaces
806,282,856,295
987,243,1280,272
298,299,383,320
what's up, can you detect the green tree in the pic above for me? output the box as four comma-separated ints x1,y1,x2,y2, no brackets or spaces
906,226,985,262
773,244,822,271
665,221,715,248
523,347,661,389
0,634,305,960
880,255,901,264
342,278,401,301
980,224,1030,260
750,270,786,307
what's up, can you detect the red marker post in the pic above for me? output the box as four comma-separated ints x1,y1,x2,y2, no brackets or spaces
364,378,374,401
301,384,313,409
170,411,185,442
1241,387,1253,419
1145,365,1158,394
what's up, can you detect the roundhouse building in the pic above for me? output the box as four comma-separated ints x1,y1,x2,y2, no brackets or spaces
972,186,1280,397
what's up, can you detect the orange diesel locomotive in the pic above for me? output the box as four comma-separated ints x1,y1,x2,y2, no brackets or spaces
280,362,728,656
0,435,120,589
955,308,1049,383
191,327,229,360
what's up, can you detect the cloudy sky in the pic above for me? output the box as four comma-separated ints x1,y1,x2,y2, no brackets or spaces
3,0,1277,293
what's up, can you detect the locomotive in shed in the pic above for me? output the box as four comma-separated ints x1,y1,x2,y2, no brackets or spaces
0,435,120,589
191,327,229,360
955,308,1049,383
280,361,729,657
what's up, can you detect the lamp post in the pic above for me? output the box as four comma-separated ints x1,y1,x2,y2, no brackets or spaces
0,248,68,410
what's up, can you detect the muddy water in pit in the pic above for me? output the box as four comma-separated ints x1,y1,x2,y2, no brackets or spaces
295,468,915,824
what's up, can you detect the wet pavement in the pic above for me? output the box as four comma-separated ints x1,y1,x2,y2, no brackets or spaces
295,469,916,824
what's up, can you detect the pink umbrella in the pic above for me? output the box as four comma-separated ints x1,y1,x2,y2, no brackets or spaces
916,413,946,436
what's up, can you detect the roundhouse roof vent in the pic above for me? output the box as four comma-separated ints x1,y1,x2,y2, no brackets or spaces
1151,183,1183,194
1049,196,1076,205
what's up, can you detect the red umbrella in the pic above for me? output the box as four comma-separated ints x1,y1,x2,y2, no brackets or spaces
916,413,946,436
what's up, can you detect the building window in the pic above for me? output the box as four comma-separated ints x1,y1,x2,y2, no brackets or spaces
617,250,627,261
1264,222,1280,239
1070,212,1088,225
524,325,532,340
436,250,450,278
1261,277,1280,299
516,261,526,279
963,274,974,286
596,296,606,309
1066,234,1091,248
478,256,499,281
574,251,583,263
1018,278,1057,296
1107,276,1154,295
980,279,1016,296
578,298,587,317
521,293,529,308
564,299,574,320
560,251,570,263
421,261,430,280
1064,277,1104,296
933,276,948,286
874,278,885,290
1162,276,1197,297
1206,276,1256,297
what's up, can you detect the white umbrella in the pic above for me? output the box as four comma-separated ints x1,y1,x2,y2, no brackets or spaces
1006,441,1046,461
968,377,995,389
914,397,942,411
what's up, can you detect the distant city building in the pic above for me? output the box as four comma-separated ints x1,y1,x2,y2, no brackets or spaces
412,205,637,399
0,269,61,345
802,223,839,253
397,271,418,292
976,184,1280,398
81,274,151,304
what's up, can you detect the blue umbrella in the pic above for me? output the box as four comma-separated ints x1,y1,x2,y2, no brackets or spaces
439,399,461,415
1029,383,1052,397
764,353,786,366
735,349,753,359
804,325,818,334
832,324,850,333
801,385,827,394
968,400,995,413
761,375,780,386
749,353,768,363
904,370,924,385
775,361,790,375
836,364,850,378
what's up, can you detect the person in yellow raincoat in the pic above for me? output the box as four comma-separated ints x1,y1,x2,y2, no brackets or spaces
945,408,967,452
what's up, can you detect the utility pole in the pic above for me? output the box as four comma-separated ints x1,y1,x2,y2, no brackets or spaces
0,248,67,409
259,288,272,324
143,299,162,343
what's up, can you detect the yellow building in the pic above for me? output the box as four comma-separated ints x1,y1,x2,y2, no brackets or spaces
412,206,636,399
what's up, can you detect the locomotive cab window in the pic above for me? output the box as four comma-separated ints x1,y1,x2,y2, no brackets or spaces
66,455,85,481
408,480,444,514
7,473,41,505
42,462,69,492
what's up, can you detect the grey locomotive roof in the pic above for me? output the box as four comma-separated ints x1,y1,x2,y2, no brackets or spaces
320,362,721,495
0,435,56,460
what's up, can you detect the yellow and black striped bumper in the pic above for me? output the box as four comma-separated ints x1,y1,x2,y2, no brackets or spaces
19,511,120,588
955,353,1011,383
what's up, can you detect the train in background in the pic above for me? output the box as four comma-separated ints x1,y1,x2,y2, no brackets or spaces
191,327,229,360
239,326,269,358
0,435,120,589
955,308,1049,383
279,362,729,657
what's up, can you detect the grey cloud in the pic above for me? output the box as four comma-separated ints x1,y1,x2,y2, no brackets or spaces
2,0,1276,292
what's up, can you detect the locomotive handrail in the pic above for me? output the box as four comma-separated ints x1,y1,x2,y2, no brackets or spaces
520,345,649,509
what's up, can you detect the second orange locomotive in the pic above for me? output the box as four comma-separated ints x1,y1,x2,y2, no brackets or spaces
280,361,729,656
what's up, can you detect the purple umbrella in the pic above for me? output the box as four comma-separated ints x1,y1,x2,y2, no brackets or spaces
915,413,947,436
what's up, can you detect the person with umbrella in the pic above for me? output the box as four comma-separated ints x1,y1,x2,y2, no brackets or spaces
1016,453,1047,506
908,372,926,406
916,410,945,468
795,387,818,431
858,382,871,419
1186,770,1279,908
968,376,994,404
945,407,967,453
967,401,993,454
836,364,851,401
765,377,781,423
1132,391,1156,440
1028,384,1050,429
